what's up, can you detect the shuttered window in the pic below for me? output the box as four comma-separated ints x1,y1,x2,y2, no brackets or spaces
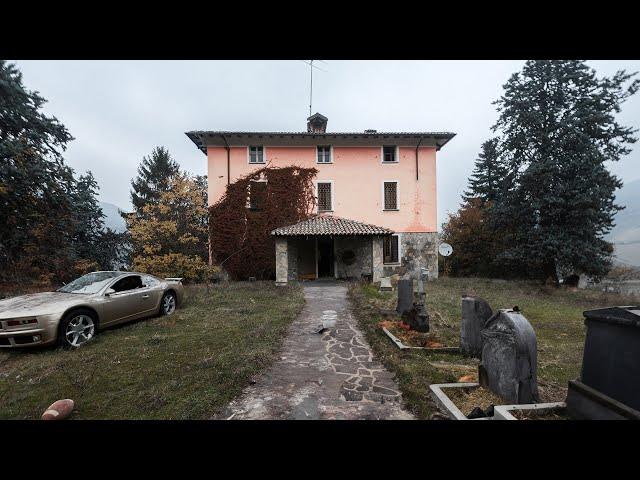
384,182,398,210
318,182,332,212
249,146,264,163
248,181,267,210
383,235,399,264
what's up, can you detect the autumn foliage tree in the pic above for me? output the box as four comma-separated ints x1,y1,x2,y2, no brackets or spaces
209,166,318,280
127,172,214,282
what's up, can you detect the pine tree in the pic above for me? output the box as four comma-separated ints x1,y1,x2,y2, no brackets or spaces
463,138,507,204
129,146,180,212
492,60,639,283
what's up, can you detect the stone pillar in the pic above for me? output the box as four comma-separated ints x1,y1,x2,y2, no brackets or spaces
372,236,384,283
275,237,288,286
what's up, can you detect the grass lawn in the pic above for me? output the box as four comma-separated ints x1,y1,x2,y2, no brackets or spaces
0,282,304,420
348,277,639,419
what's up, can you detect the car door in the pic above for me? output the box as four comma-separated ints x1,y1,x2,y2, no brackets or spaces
141,275,164,315
102,275,148,325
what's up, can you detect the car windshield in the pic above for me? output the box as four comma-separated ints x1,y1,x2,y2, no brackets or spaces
58,272,122,294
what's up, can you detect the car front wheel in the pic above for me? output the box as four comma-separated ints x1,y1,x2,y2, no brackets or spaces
160,292,177,316
59,309,97,348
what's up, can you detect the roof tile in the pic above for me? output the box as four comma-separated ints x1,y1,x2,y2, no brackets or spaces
271,215,393,236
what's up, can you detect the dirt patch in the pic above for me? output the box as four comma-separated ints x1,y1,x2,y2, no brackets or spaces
444,386,504,417
512,407,571,420
379,319,453,348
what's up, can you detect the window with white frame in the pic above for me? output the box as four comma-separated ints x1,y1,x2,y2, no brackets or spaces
317,182,332,212
382,145,398,163
383,181,398,210
383,235,400,264
317,145,332,163
248,146,264,164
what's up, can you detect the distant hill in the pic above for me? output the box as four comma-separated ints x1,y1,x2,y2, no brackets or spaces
99,202,127,233
609,179,640,267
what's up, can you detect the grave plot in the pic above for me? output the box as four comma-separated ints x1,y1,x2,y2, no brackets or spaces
379,277,459,352
431,299,544,419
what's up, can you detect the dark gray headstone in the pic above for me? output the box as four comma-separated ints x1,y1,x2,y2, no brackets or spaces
396,279,413,315
401,303,430,333
460,296,493,357
479,309,539,404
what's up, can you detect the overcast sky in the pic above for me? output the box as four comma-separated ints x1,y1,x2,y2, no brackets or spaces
13,60,640,227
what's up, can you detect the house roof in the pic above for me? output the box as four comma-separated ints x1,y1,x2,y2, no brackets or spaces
185,130,456,154
271,215,393,237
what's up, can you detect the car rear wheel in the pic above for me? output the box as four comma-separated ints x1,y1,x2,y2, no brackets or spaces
160,292,176,316
59,309,97,349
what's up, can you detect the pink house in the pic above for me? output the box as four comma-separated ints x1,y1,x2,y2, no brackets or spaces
186,114,454,284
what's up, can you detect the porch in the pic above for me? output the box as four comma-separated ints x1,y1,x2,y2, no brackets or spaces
271,216,393,285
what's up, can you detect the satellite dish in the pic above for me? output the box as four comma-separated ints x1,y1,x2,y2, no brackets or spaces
438,243,453,257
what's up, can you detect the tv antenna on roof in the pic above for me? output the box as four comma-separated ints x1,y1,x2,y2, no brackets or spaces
301,60,327,117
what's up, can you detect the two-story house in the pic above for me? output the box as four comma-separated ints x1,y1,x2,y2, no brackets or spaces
186,114,455,285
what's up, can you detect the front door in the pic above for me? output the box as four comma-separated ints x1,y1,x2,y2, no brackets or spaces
317,237,335,278
102,275,149,325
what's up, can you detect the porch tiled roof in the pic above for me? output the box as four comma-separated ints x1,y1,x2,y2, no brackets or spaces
271,215,393,236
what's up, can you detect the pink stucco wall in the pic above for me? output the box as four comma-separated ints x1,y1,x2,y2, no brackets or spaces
207,146,438,233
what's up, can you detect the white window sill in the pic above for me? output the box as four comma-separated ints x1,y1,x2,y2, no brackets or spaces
381,161,399,164
383,209,399,212
249,162,266,165
383,262,401,266
316,162,333,165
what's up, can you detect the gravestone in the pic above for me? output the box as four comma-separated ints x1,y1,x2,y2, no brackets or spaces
379,277,393,292
460,296,493,358
401,303,430,332
396,279,413,315
566,306,640,419
479,308,539,404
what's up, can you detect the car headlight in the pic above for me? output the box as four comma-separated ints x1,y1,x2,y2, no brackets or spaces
6,318,38,327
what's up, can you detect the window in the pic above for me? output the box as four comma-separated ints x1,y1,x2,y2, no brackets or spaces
383,235,400,264
317,182,332,212
142,275,160,288
383,181,398,210
317,145,332,163
111,275,143,293
248,181,267,210
382,145,397,163
248,146,264,164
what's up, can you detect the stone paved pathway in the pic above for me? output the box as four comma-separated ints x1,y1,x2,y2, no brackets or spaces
217,281,414,420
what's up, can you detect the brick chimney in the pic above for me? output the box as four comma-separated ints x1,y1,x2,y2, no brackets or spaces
307,113,328,133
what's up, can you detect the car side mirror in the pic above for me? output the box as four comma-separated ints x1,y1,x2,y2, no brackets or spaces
105,288,116,296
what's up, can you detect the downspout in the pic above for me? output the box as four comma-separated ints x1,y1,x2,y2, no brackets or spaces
220,134,231,185
415,136,424,181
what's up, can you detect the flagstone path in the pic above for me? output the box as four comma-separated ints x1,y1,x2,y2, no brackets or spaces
217,281,414,420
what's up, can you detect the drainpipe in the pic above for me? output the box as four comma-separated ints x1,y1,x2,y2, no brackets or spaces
415,136,424,181
221,134,231,185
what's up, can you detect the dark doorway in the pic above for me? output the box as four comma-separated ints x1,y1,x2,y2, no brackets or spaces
317,237,335,278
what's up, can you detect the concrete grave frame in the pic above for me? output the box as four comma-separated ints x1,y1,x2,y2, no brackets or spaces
493,402,567,420
429,383,492,420
382,327,460,353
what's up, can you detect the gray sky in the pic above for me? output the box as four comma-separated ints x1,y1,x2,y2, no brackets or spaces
13,60,640,227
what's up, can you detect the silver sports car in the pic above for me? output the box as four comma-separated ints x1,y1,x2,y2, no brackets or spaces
0,271,184,349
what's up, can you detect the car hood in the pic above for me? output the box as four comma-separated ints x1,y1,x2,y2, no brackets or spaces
0,292,88,319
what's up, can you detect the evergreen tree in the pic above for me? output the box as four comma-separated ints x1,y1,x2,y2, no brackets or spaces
70,172,105,263
463,138,507,203
492,60,638,283
129,146,180,212
0,60,76,282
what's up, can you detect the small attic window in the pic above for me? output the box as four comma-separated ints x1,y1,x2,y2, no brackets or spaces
248,146,264,164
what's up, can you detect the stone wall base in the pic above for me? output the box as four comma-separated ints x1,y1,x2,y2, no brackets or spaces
382,232,439,281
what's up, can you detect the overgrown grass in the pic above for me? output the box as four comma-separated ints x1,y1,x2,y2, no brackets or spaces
0,282,304,419
349,277,639,419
